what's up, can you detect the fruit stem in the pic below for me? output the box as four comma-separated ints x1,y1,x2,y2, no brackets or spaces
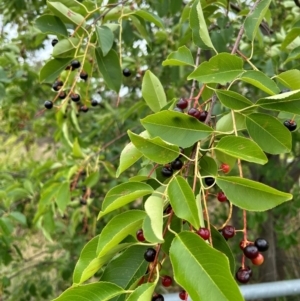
220,201,233,229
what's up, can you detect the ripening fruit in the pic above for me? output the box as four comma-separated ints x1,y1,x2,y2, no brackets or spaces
161,275,172,287
136,229,145,242
220,163,230,173
196,227,210,240
251,253,264,266
217,191,227,202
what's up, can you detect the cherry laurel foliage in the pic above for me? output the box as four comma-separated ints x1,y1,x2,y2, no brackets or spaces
2,0,300,300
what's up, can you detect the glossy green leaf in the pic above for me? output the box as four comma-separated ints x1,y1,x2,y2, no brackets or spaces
72,137,84,158
134,10,164,28
188,53,244,84
216,112,246,132
95,48,122,92
216,176,293,211
98,182,153,218
256,89,300,114
0,217,13,235
141,111,213,148
189,0,216,52
8,212,27,225
100,245,148,291
244,0,271,41
169,232,244,301
274,70,300,90
168,176,200,229
215,136,268,164
73,235,131,284
239,70,280,95
97,210,146,257
52,282,125,301
52,37,80,58
142,70,167,112
39,58,72,83
281,27,300,50
128,130,179,164
35,15,68,36
162,46,194,67
126,282,157,301
56,182,71,212
47,1,86,27
96,25,114,56
199,156,218,176
143,192,164,243
246,113,291,154
84,172,100,188
116,142,143,177
216,90,253,111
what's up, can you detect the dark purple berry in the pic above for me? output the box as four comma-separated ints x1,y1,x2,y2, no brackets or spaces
80,71,88,81
123,68,131,77
52,80,63,91
198,110,208,122
176,98,188,110
236,267,251,284
171,159,183,170
243,244,259,259
59,91,66,99
254,238,269,252
51,38,58,47
283,120,297,131
136,229,145,242
44,100,53,109
80,105,89,113
161,167,173,177
196,227,210,240
91,99,99,107
188,108,201,119
71,93,80,102
71,60,81,70
144,248,156,262
222,225,235,239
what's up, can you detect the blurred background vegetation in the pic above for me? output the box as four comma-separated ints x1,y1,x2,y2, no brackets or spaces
1,0,300,300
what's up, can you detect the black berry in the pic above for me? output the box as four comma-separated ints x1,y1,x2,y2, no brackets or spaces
235,267,251,284
161,167,173,178
71,93,80,102
144,248,156,262
176,98,188,110
204,177,215,186
198,110,208,122
188,108,201,119
243,244,259,259
80,71,88,81
254,238,269,252
51,38,58,47
123,68,131,77
171,159,183,170
59,91,66,99
283,120,297,131
91,99,99,107
80,105,89,113
80,198,87,205
71,60,81,70
52,80,63,91
152,294,164,301
222,225,235,239
44,100,53,109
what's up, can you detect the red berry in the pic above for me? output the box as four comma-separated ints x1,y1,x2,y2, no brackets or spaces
243,244,259,259
221,225,235,239
235,267,251,284
188,108,201,119
196,227,210,240
136,229,145,242
179,290,187,300
220,163,230,173
161,275,172,287
176,98,188,110
217,191,227,202
251,253,264,265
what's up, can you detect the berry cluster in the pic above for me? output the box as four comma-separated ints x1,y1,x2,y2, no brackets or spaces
174,98,208,122
236,238,269,283
161,148,184,178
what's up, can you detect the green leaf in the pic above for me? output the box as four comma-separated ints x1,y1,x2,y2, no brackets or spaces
216,90,253,111
256,89,300,114
141,111,213,148
84,172,100,188
189,0,216,52
134,10,164,28
72,137,84,158
39,58,72,83
143,191,164,243
142,70,167,112
98,182,153,218
95,48,122,92
96,25,114,56
162,46,195,67
52,37,80,58
126,282,157,301
244,0,271,41
100,245,148,291
73,235,131,284
281,27,300,50
216,176,293,211
130,15,151,45
47,1,86,27
161,215,182,254
55,182,71,212
116,142,143,177
52,283,125,301
188,53,244,84
128,130,179,164
274,70,300,90
246,113,291,154
214,136,268,164
199,156,218,177
97,210,146,257
169,232,244,301
0,217,13,235
167,176,200,229
239,70,280,95
284,46,300,64
8,212,27,225
35,15,68,36
216,112,246,133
